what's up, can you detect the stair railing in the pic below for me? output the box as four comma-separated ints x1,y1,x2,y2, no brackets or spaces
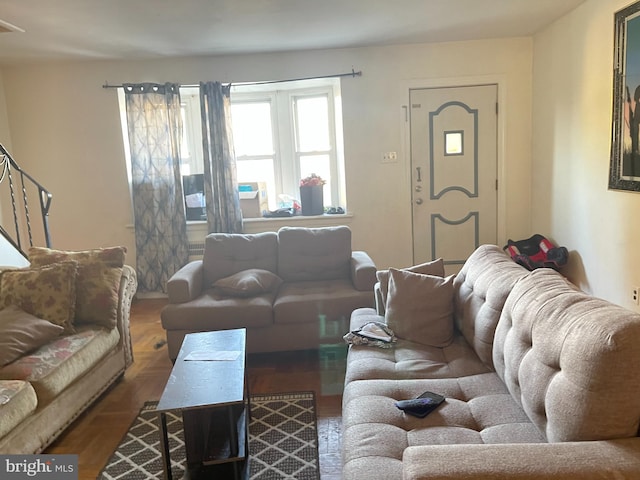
0,144,52,256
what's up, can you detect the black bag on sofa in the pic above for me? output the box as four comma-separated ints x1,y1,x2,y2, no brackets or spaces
503,234,568,271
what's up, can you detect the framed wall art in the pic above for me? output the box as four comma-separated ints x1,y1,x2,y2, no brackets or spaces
610,0,640,192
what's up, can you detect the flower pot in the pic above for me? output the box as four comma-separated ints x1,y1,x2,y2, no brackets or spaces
299,185,324,216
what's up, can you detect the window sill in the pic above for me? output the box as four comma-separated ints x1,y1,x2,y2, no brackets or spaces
186,213,353,235
244,212,352,223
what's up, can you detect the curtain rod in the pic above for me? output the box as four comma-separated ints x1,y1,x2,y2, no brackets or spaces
102,68,362,89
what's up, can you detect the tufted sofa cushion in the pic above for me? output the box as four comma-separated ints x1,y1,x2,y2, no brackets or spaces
494,268,640,442
345,308,491,383
277,226,351,282
344,336,492,384
202,232,278,287
453,244,528,369
342,374,545,479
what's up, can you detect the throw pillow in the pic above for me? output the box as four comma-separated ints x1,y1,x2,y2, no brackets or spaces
0,305,64,367
385,268,455,348
29,246,126,329
376,258,445,306
0,261,78,334
28,246,126,268
213,269,283,297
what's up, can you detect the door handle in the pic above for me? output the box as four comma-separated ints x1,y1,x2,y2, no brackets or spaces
416,167,422,182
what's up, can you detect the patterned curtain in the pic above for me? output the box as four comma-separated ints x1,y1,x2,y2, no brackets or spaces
199,81,243,233
124,83,189,293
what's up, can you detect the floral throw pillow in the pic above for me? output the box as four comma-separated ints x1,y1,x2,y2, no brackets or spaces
28,247,126,329
29,246,125,268
0,261,78,334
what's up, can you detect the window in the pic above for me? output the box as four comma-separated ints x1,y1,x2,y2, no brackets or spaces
179,90,204,177
444,130,464,156
229,97,278,208
179,78,345,215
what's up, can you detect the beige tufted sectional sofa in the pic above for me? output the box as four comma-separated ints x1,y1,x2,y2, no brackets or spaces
342,244,640,479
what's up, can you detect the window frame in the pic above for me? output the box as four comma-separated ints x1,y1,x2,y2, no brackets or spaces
231,78,344,211
179,90,204,176
171,79,345,219
230,92,281,209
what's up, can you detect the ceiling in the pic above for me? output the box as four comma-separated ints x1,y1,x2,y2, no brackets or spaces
0,0,586,66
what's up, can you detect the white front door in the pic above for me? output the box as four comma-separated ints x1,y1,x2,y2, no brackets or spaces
410,84,498,275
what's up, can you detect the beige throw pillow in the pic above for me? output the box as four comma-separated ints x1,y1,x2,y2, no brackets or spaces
29,246,126,329
376,258,445,306
0,305,65,366
0,261,78,334
385,268,455,348
213,269,283,297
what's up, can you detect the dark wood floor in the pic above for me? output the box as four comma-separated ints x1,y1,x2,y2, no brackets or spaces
45,298,344,480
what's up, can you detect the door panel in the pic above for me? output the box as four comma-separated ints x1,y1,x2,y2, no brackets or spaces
410,85,498,275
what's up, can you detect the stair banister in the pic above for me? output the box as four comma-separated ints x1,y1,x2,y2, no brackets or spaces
0,143,53,254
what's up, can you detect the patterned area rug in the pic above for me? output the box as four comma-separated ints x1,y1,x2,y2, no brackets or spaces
98,392,319,480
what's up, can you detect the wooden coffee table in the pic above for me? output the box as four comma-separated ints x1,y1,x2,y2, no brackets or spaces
156,328,249,480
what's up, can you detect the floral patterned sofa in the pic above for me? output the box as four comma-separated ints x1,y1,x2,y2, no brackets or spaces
0,246,137,454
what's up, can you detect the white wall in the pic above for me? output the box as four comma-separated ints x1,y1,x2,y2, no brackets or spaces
532,0,640,309
0,73,11,152
0,234,29,268
0,72,12,227
0,38,534,275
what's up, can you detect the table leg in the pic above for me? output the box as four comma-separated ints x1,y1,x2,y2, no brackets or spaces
157,412,172,480
245,374,252,421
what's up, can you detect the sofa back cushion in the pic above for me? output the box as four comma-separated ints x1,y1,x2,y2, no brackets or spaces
453,245,528,369
277,226,351,282
494,268,640,442
202,232,278,286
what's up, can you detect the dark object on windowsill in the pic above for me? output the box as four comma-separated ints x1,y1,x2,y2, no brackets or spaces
263,208,295,218
326,207,345,214
300,185,324,216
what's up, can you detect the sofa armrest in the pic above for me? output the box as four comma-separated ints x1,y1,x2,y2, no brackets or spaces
403,439,640,479
167,260,204,303
117,265,138,368
374,282,386,314
349,308,384,331
351,251,377,291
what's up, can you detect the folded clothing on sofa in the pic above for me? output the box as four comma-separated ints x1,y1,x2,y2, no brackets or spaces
344,321,396,348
